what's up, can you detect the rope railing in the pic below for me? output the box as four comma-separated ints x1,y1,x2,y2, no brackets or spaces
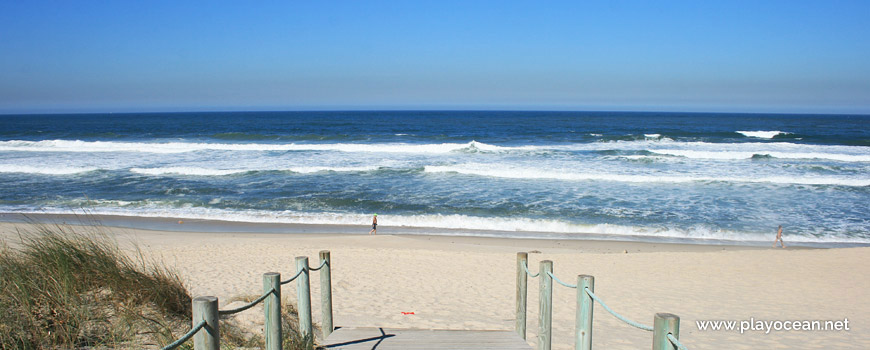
218,288,275,316
546,271,577,288
309,259,328,271
667,333,688,350
522,260,540,277
516,252,688,350
280,267,305,285
160,251,333,350
584,287,654,332
161,320,206,350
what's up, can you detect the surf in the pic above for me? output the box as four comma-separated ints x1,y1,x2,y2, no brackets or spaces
0,165,99,175
737,130,791,139
0,139,529,154
7,206,868,245
423,164,870,186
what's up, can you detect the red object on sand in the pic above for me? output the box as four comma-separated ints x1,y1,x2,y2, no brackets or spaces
402,312,415,315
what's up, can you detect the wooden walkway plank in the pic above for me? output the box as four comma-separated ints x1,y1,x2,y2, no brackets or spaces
320,327,532,350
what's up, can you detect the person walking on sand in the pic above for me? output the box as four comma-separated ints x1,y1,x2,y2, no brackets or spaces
369,214,378,235
773,225,786,248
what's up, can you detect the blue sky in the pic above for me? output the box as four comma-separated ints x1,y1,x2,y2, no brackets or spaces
1,1,869,114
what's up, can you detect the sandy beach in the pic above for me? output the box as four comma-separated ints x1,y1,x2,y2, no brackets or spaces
4,1,870,349
2,220,868,349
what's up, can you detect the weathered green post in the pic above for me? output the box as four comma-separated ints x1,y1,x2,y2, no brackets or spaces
652,313,680,350
320,250,334,338
575,275,594,350
296,256,313,338
516,252,529,339
538,260,553,350
193,296,220,350
264,272,282,350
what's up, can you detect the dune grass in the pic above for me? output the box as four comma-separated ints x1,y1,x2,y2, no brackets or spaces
0,221,191,349
221,294,317,350
0,219,316,349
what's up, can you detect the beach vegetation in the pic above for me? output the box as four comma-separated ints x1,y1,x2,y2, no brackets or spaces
0,220,190,349
0,219,316,349
220,294,318,350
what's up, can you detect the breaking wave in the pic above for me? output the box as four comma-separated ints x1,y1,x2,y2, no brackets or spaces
0,140,532,154
130,167,251,176
9,206,869,244
737,130,790,139
2,139,867,163
648,149,870,162
130,166,381,176
424,165,870,186
0,165,99,175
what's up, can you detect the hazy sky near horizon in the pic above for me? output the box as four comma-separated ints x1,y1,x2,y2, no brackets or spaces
1,1,869,114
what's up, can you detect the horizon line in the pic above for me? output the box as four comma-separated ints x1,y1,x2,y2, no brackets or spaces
2,107,869,117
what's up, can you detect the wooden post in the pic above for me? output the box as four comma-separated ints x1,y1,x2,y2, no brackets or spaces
264,272,282,350
193,296,220,350
320,250,334,339
516,252,529,339
652,313,680,350
575,275,594,350
538,260,553,350
296,256,313,338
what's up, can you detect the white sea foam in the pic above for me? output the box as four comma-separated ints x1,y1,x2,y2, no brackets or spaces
15,206,869,244
0,165,98,175
0,140,528,154
424,164,870,186
288,166,380,173
649,149,870,162
737,130,789,139
3,140,866,164
546,141,870,162
130,167,250,176
81,199,135,206
615,155,671,161
130,166,381,176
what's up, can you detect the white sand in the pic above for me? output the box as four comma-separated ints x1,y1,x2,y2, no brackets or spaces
2,223,868,349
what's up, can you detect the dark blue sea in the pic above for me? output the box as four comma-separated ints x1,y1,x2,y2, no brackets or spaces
1,111,868,245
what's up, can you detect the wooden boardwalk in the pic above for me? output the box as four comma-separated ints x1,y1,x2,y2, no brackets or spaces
320,327,532,349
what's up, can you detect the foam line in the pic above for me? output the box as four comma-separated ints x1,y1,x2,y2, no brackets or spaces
737,130,789,138
2,140,867,163
0,165,98,175
130,167,249,176
0,140,526,154
424,165,870,186
129,166,381,176
648,149,870,162
11,207,869,244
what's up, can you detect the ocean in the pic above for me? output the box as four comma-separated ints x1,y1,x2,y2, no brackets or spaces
1,111,868,246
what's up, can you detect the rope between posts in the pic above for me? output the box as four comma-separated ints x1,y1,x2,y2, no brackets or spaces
667,333,689,350
281,268,305,285
584,287,654,332
309,260,329,271
218,288,275,315
161,320,206,350
522,261,540,278
546,271,577,288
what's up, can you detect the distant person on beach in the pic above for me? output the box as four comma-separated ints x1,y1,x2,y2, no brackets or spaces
369,214,378,235
773,225,785,248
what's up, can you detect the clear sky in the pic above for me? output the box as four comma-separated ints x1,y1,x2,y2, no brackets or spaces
1,1,869,114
